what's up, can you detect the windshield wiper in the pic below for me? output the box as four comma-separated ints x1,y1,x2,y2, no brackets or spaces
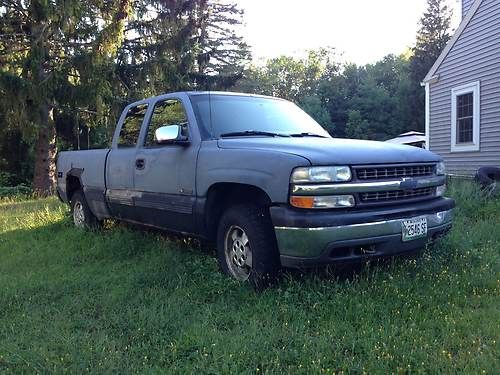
288,132,328,138
219,130,290,138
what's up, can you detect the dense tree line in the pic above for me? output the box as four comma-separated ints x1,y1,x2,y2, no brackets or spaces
0,0,451,195
235,0,451,140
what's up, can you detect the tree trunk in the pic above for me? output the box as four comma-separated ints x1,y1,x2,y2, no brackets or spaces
32,103,56,196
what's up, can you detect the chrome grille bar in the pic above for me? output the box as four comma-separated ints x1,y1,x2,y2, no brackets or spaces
291,175,446,196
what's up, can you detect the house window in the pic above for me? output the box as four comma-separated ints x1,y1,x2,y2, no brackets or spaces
451,81,480,152
456,92,473,143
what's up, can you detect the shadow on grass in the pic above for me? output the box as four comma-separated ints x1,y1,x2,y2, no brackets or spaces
103,219,411,286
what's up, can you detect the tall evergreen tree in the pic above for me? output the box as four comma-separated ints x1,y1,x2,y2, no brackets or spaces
192,0,250,89
0,0,131,195
407,0,452,131
117,0,250,97
116,0,199,99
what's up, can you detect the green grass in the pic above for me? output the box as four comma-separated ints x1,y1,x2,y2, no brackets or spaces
0,182,498,373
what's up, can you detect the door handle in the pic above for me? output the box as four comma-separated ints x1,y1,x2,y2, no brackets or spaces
135,158,145,170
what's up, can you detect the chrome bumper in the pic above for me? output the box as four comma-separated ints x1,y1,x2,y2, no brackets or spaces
274,208,454,259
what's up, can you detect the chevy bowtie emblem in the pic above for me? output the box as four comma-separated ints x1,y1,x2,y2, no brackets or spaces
400,178,418,190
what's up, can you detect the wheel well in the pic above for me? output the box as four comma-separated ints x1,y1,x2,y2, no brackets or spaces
204,183,272,241
66,175,82,202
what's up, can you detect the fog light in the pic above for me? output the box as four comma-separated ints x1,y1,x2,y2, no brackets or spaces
436,161,446,175
435,211,446,223
290,195,355,209
436,185,446,196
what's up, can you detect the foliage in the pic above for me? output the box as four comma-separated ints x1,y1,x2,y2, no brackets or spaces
233,0,452,140
234,49,338,133
0,0,133,194
0,184,31,199
0,181,498,372
345,109,370,139
117,0,250,99
407,0,452,131
411,0,452,80
239,52,415,140
0,0,453,190
0,0,250,193
300,95,334,134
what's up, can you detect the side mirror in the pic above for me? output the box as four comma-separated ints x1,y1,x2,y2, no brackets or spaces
155,125,188,145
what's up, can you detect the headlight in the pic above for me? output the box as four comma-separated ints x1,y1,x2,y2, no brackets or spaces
291,166,352,183
436,161,446,175
290,195,355,209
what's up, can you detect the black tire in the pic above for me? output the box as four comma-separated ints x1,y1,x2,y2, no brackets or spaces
216,204,281,289
475,166,500,195
70,190,100,229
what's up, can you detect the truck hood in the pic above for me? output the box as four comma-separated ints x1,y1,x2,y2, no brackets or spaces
217,137,440,165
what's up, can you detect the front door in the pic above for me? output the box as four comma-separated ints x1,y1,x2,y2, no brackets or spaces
133,98,198,233
106,103,148,220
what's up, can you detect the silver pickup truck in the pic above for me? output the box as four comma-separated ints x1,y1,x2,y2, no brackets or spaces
56,91,455,288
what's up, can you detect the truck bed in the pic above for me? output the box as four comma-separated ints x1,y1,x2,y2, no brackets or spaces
57,148,111,203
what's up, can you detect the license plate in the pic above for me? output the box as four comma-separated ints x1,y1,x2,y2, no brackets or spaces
401,217,428,242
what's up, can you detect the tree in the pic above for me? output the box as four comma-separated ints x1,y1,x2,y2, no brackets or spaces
1,0,249,193
300,95,334,134
191,0,251,89
234,48,337,131
0,0,131,195
345,110,370,139
317,55,411,140
408,0,452,131
317,63,360,138
117,0,250,98
236,56,308,102
116,0,200,100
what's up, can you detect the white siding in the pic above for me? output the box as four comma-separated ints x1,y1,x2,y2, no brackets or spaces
429,0,500,176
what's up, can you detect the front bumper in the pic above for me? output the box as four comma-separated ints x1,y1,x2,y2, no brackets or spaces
270,197,455,268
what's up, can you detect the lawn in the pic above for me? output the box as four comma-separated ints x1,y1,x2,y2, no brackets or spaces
0,182,498,373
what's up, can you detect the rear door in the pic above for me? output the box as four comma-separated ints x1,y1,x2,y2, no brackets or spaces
106,103,149,219
132,96,199,233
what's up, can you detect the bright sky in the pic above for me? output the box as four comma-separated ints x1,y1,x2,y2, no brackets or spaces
237,0,461,65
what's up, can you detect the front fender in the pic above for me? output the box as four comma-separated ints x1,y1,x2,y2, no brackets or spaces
196,142,310,203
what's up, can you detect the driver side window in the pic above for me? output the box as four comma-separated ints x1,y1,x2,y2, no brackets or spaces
144,99,188,147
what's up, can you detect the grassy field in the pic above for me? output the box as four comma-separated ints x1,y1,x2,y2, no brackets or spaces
0,182,498,373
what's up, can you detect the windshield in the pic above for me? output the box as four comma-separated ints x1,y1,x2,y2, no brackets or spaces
189,94,331,138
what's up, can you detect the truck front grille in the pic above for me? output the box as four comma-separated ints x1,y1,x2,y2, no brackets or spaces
359,187,436,203
356,164,435,180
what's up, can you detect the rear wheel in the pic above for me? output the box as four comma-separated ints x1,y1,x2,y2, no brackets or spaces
70,190,100,229
217,204,281,289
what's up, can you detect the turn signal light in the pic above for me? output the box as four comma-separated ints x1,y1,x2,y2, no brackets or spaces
290,196,315,208
290,195,355,209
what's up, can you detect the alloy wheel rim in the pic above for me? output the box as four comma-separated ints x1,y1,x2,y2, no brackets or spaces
73,201,85,227
224,225,252,280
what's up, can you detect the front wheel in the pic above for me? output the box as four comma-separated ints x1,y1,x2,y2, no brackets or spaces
217,204,281,289
70,190,100,229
